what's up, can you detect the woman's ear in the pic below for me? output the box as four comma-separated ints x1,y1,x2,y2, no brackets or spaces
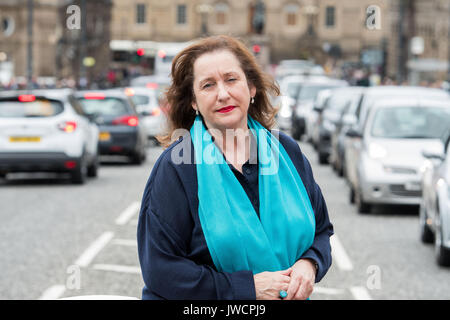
249,84,256,99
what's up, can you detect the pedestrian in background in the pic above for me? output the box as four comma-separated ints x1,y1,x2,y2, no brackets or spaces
137,35,334,300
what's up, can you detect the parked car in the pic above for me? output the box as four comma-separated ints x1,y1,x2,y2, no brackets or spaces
0,89,99,184
420,133,450,266
305,88,332,145
129,74,171,93
314,86,365,164
74,90,147,164
346,97,450,214
122,87,166,141
292,78,348,140
344,86,450,206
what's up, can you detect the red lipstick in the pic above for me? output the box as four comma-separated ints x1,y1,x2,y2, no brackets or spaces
217,106,235,113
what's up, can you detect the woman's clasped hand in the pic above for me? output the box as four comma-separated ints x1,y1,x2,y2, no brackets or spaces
254,259,316,300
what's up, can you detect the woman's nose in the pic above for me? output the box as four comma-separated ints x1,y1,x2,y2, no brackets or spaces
217,82,230,101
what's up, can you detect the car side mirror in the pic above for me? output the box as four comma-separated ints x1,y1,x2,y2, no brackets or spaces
346,128,363,138
422,150,445,162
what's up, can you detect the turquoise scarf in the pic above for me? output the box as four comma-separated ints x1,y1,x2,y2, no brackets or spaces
191,115,315,274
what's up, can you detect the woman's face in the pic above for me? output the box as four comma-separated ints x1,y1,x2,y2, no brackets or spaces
191,50,256,132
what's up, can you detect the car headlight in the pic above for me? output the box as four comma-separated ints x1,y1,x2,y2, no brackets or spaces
368,143,388,159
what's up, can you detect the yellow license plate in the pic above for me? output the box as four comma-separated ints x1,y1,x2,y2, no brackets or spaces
99,132,111,141
9,136,41,142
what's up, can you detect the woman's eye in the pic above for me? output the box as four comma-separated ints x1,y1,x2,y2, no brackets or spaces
202,83,213,89
227,78,236,82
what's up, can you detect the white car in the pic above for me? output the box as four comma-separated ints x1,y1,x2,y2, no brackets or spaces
420,134,450,266
0,89,99,184
346,97,450,213
122,87,166,141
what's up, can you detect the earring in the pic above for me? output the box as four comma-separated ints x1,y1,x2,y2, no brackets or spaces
195,109,199,115
251,97,255,104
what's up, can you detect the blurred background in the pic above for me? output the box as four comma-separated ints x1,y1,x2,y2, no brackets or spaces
0,0,449,301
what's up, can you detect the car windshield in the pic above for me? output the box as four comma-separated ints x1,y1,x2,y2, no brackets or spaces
77,97,130,116
131,94,158,107
286,82,302,99
325,91,356,113
298,85,338,101
0,99,64,118
370,106,450,139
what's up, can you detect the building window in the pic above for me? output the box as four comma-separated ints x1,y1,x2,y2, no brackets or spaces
325,6,335,27
284,4,299,26
215,3,228,25
177,4,187,25
136,4,146,24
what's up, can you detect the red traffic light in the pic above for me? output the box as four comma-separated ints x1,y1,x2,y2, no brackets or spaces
252,44,261,54
136,48,145,56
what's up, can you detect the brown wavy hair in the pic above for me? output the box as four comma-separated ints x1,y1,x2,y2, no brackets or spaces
157,35,280,148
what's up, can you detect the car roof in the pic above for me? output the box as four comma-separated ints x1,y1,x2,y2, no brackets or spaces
371,97,450,109
0,88,74,100
363,85,449,97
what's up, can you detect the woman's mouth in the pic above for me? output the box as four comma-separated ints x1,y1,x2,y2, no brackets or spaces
217,106,235,113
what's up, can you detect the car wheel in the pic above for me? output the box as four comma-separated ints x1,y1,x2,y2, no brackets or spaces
318,152,328,165
292,128,301,141
435,213,450,266
349,186,355,204
419,202,434,244
87,155,99,178
71,156,87,184
356,188,371,214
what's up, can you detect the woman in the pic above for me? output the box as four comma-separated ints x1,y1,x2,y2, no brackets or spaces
137,35,334,300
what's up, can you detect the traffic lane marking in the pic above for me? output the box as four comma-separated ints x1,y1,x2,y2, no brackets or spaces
115,202,140,226
92,264,141,274
74,231,114,268
330,234,354,271
39,284,66,300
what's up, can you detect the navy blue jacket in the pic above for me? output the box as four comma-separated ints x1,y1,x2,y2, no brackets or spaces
137,130,334,300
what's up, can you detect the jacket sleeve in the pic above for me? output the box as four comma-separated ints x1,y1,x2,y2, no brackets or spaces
137,149,256,300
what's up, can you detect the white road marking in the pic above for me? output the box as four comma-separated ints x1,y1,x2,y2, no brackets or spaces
115,202,140,226
39,285,66,300
74,231,114,268
111,239,137,246
92,264,141,274
313,286,345,295
350,286,372,300
330,234,354,271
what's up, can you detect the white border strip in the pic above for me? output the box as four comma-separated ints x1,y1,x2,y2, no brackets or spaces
330,234,354,271
115,202,141,226
74,232,114,268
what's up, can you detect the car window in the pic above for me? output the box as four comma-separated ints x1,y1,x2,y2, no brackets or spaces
68,95,87,116
298,85,339,101
131,94,158,108
0,98,64,118
77,97,130,116
370,106,450,139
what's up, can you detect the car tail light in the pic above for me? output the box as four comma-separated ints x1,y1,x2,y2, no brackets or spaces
112,115,138,126
58,121,77,133
152,107,161,116
84,93,105,100
18,94,36,102
145,82,158,89
64,161,77,169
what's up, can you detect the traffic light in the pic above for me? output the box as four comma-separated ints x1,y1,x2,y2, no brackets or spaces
136,48,145,57
252,44,261,56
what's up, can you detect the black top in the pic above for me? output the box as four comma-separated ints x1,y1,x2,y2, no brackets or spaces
137,130,334,299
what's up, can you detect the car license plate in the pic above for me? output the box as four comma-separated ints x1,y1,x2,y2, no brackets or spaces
9,136,41,142
405,181,421,191
99,132,111,141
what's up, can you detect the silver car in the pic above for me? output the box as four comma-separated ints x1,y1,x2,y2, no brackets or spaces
346,97,450,213
420,134,450,266
345,86,450,209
